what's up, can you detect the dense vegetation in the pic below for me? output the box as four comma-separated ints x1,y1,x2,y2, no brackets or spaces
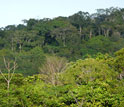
0,7,124,106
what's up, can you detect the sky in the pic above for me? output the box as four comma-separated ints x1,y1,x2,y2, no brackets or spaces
0,0,124,27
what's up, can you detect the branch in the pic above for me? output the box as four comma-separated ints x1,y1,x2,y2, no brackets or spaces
10,59,18,81
3,56,8,70
70,90,84,107
70,90,79,106
0,69,8,82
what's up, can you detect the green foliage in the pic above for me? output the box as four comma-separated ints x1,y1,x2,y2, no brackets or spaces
0,74,27,107
62,58,117,85
17,47,46,75
114,48,124,73
1,7,124,107
0,49,16,72
86,36,115,54
0,52,124,106
1,7,124,61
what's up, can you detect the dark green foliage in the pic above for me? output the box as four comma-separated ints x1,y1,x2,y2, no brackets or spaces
16,47,46,75
1,7,124,107
1,7,124,61
0,47,45,75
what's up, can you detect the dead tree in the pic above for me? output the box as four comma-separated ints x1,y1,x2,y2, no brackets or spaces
0,56,17,96
39,56,67,86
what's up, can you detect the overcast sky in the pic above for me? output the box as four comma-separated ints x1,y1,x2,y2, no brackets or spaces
0,0,124,27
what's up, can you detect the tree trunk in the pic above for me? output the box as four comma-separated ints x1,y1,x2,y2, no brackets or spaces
79,26,82,35
79,26,84,40
104,29,107,37
7,80,10,96
51,74,55,86
89,30,92,39
19,44,22,52
119,74,123,80
11,38,14,51
106,29,110,37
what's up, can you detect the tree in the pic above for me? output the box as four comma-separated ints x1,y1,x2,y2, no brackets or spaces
0,56,18,107
17,47,45,75
62,58,117,85
69,11,90,40
12,30,37,52
51,24,79,47
114,48,124,79
0,57,17,95
39,56,67,86
85,35,114,55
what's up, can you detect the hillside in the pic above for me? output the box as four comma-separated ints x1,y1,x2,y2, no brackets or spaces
0,7,124,107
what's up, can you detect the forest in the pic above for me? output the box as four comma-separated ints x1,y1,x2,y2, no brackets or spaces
0,7,124,106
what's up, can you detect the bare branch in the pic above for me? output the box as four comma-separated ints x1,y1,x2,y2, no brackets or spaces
0,69,8,82
10,59,18,81
3,56,8,70
39,56,67,85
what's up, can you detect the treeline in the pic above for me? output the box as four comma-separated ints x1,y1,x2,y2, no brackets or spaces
1,7,124,75
0,7,124,61
0,48,124,106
